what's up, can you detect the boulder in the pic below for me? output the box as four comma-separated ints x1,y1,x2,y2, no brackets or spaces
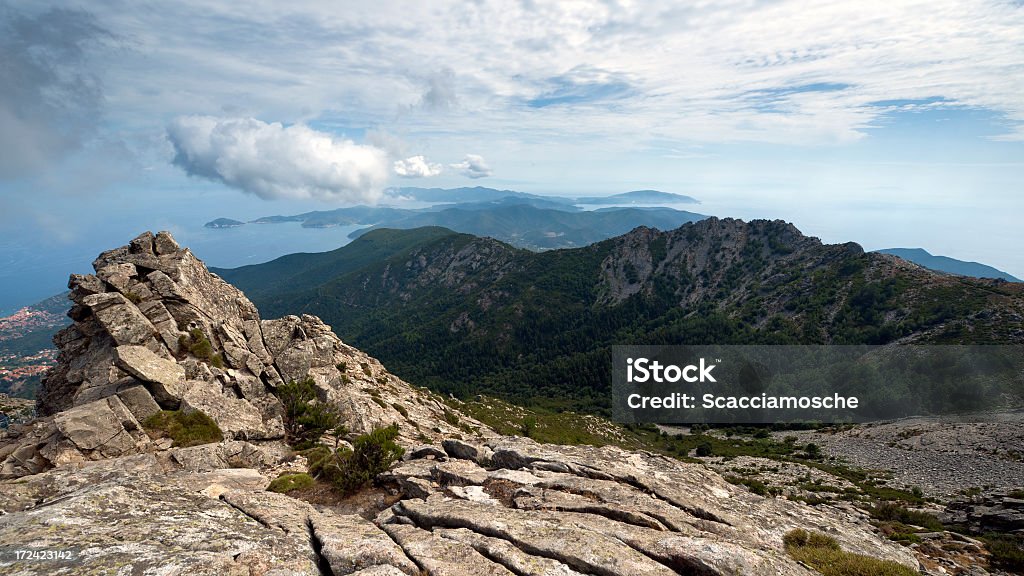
114,345,187,406
81,292,159,346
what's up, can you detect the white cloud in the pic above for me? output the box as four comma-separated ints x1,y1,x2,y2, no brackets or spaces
451,154,493,179
394,155,443,178
166,116,389,202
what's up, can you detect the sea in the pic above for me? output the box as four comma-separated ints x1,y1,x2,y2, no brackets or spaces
0,222,367,317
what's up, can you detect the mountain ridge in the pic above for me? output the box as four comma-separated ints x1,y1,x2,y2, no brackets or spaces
215,218,1024,412
877,247,1021,283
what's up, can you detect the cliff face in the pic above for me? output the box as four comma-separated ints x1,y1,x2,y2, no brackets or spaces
0,232,919,575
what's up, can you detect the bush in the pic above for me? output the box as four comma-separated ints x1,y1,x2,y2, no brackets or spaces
520,416,537,438
783,529,918,576
276,376,344,449
143,409,223,447
178,328,224,368
783,528,841,550
869,503,944,531
308,424,404,496
695,442,713,457
981,533,1024,571
267,473,315,494
724,475,769,496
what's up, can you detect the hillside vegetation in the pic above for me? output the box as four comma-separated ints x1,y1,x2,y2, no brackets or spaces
216,218,1024,415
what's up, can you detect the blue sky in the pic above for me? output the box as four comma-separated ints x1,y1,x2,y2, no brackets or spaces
1,0,1023,310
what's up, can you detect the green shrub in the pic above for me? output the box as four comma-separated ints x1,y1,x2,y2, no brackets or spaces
783,528,841,550
869,503,943,531
981,533,1024,571
520,416,537,438
276,376,344,449
391,402,409,417
783,529,918,576
695,442,713,457
443,409,461,426
178,328,224,368
308,424,404,496
267,473,314,493
143,409,223,447
724,475,769,496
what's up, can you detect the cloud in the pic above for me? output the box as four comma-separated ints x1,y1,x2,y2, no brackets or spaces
0,7,110,178
420,67,458,111
166,116,389,202
451,154,493,179
393,155,443,178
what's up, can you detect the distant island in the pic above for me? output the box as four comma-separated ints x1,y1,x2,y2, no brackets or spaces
876,248,1021,282
204,217,245,229
576,190,700,204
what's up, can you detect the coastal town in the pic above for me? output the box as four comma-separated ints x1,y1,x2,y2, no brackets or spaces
0,295,68,399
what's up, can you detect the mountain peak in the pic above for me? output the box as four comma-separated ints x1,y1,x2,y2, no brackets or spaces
6,230,491,479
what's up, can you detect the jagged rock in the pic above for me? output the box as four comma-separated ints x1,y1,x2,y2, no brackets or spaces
114,344,187,405
7,231,492,479
153,230,180,255
52,396,149,461
179,379,283,441
170,440,277,472
116,384,162,422
82,292,159,346
442,438,490,463
407,445,447,460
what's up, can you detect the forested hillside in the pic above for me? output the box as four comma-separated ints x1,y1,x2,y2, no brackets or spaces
216,218,1024,414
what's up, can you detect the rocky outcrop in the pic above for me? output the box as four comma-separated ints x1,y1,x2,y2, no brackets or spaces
1,231,490,479
943,491,1024,534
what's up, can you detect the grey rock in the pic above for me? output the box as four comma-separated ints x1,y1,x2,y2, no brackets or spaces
82,292,159,346
0,458,318,575
382,522,516,576
311,512,420,575
114,345,187,406
436,528,588,576
116,384,162,422
52,396,146,458
407,445,447,460
179,379,283,441
170,440,278,472
442,438,487,462
153,230,180,256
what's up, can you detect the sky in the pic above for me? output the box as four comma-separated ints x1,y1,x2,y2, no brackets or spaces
1,0,1023,311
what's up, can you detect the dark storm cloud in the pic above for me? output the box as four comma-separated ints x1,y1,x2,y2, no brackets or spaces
0,6,110,178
